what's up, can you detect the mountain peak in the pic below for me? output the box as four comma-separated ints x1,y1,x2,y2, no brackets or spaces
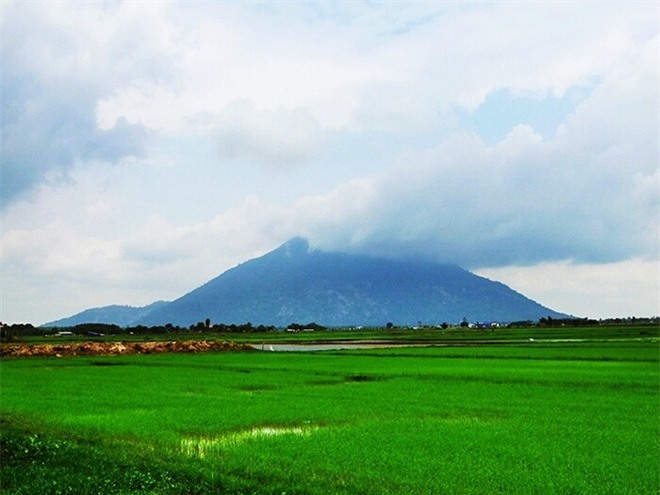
277,237,311,257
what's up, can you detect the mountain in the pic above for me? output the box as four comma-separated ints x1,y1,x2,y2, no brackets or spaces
45,238,569,328
43,301,169,327
132,237,568,327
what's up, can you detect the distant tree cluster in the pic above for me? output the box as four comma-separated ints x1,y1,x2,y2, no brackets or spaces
537,316,659,327
538,316,600,326
206,322,277,333
0,321,278,342
286,322,327,332
0,323,36,342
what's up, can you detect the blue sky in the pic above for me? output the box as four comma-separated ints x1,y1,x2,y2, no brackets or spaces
460,88,591,145
1,1,658,324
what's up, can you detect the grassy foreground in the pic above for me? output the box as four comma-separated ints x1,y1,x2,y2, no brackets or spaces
1,339,658,494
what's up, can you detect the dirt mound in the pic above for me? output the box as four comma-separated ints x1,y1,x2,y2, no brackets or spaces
0,340,253,358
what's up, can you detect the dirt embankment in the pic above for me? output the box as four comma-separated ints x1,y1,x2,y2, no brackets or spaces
0,340,253,358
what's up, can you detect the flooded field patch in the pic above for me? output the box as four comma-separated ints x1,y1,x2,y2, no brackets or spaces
180,425,319,458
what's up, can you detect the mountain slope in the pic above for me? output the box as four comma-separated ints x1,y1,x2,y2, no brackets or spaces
136,238,568,327
43,301,169,327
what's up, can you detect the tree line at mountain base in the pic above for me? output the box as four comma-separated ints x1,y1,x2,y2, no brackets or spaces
1,316,658,343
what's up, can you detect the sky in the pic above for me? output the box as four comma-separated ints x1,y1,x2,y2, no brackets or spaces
1,1,658,325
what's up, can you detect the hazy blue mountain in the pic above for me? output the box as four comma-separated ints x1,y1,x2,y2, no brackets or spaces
43,301,169,327
134,238,568,327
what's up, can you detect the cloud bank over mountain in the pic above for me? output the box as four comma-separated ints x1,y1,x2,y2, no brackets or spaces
1,1,657,324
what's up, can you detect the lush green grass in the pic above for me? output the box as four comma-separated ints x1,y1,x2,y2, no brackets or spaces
1,340,658,494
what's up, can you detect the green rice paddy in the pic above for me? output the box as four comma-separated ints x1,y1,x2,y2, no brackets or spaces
1,334,658,494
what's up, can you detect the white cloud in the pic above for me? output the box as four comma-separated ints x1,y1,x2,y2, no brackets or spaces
476,259,660,319
293,28,659,268
215,101,322,166
0,1,164,206
1,1,657,324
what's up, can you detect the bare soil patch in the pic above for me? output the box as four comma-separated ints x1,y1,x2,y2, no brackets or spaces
0,340,253,358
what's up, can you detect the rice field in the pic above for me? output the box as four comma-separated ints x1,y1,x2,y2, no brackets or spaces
1,336,658,494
